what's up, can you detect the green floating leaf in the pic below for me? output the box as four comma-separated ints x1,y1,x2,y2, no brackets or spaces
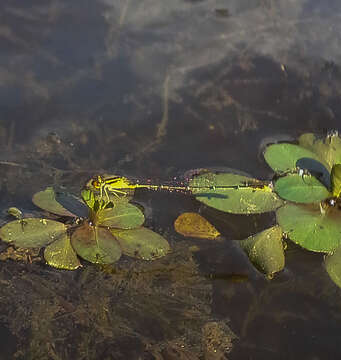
55,191,88,218
189,172,283,214
331,164,341,198
33,187,84,217
274,174,330,203
7,207,23,219
96,200,145,229
81,189,107,213
111,227,170,260
71,222,121,264
298,133,316,150
174,212,221,240
299,132,341,170
44,232,81,270
264,143,320,173
0,218,67,248
81,189,96,210
239,225,284,276
276,203,341,252
324,244,341,289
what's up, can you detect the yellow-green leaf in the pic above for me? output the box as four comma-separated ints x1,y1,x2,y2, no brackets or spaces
239,225,284,276
174,212,220,240
96,200,145,229
44,232,81,270
331,164,341,198
111,227,170,260
71,222,121,264
324,244,341,289
190,172,283,214
274,174,330,203
264,143,320,173
33,187,87,217
276,203,341,252
0,218,67,248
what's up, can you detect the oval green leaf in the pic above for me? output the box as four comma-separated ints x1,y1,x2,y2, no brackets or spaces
264,143,320,173
55,191,89,218
299,132,341,170
111,227,170,260
276,203,341,252
96,200,145,229
44,232,81,270
189,172,283,214
81,189,96,210
316,134,341,169
331,164,341,198
324,244,341,289
0,218,67,248
298,133,316,150
33,187,85,217
239,225,284,276
274,174,330,203
71,222,121,264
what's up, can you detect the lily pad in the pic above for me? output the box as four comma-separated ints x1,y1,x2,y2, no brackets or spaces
96,200,145,229
331,164,341,198
298,133,316,150
299,132,341,170
44,232,81,270
295,157,331,188
239,225,284,276
0,218,67,248
55,191,88,218
174,212,220,240
324,244,341,289
71,222,121,264
110,227,170,260
33,187,85,217
189,172,283,214
276,203,341,252
274,174,330,203
264,143,320,173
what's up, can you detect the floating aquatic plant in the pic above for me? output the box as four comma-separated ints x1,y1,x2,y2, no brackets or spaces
0,187,170,270
174,212,221,240
263,133,341,251
189,172,284,214
239,225,285,277
2,131,341,290
174,132,341,285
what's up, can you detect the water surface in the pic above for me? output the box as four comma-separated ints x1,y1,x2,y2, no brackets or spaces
1,1,341,359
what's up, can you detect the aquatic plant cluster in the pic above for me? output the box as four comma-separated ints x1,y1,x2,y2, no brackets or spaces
0,187,170,270
189,131,341,287
1,132,341,289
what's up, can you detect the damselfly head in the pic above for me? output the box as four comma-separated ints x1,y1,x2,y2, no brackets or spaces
85,175,105,191
91,175,103,189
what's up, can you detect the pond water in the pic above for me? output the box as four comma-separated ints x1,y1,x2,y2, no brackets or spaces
1,0,341,359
